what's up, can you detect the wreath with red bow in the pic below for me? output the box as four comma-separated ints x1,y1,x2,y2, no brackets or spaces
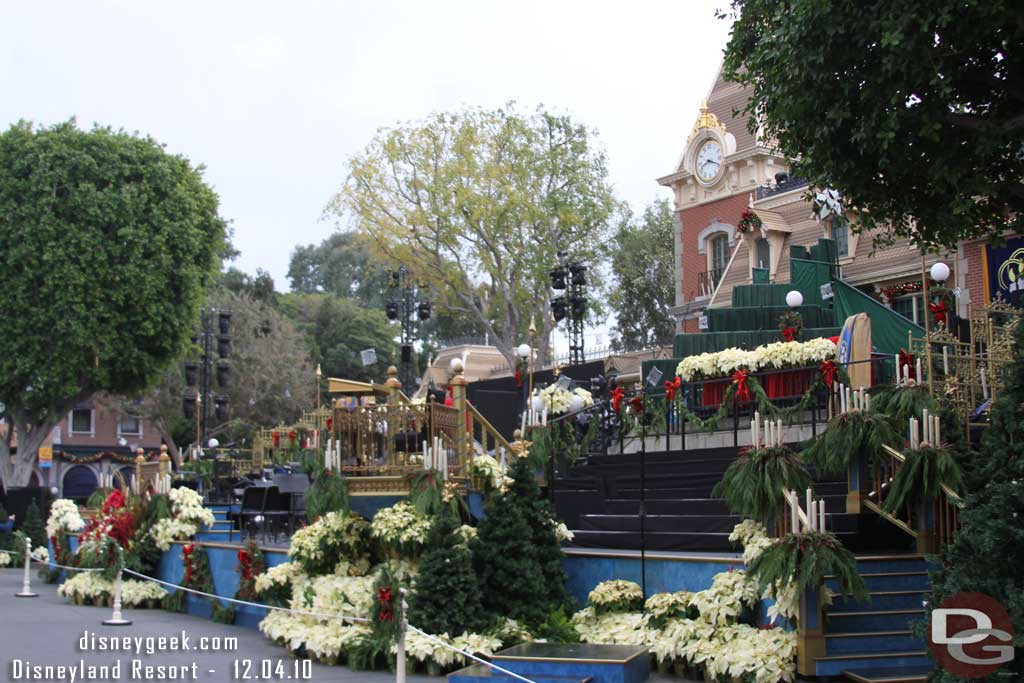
737,208,764,234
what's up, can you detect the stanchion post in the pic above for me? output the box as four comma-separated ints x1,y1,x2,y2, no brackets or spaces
15,536,37,598
396,588,408,683
103,546,132,626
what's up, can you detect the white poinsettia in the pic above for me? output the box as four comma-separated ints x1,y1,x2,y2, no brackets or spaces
588,579,644,612
644,590,694,621
254,561,307,595
467,455,504,490
370,502,431,549
675,337,837,381
689,570,761,626
58,572,167,606
30,545,49,563
537,385,594,416
552,521,574,542
730,519,799,623
46,499,86,538
289,511,370,572
572,608,652,646
0,551,10,567
148,488,217,551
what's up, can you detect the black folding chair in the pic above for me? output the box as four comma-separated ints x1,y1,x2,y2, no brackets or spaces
261,486,291,543
239,486,268,540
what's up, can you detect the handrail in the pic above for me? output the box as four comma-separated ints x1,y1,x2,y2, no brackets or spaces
466,402,512,455
782,489,812,530
862,499,918,538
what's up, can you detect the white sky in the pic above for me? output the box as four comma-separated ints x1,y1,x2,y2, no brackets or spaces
2,1,730,353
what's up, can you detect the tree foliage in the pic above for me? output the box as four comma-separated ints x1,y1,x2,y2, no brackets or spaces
921,318,1024,683
287,232,390,305
609,199,676,351
329,104,617,367
472,457,567,628
0,121,226,487
720,1,1024,248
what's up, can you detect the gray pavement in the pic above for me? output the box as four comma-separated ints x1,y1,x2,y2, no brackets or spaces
0,569,429,683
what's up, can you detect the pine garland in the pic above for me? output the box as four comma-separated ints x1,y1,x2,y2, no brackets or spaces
712,446,811,522
748,531,869,606
164,543,218,614
306,469,349,520
802,410,900,477
211,539,266,624
883,447,962,513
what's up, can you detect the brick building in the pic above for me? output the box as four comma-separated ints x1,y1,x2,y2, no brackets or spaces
658,66,1021,335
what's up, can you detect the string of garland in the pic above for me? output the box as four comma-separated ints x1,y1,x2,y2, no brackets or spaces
57,450,152,464
654,363,853,434
210,539,266,624
164,543,219,614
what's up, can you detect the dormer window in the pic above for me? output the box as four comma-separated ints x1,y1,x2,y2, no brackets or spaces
831,217,850,258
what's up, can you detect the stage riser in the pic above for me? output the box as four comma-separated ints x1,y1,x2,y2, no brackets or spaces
828,573,930,592
826,612,925,633
826,634,924,655
832,591,927,613
815,654,932,678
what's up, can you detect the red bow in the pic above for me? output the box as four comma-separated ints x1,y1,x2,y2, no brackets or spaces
288,430,296,442
610,386,624,413
782,327,796,342
272,431,280,447
377,586,394,621
514,370,523,387
630,395,645,413
819,360,837,389
898,349,916,379
664,376,682,402
928,300,948,326
325,418,332,430
732,369,751,402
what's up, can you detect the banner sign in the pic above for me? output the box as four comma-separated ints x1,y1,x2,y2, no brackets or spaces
38,446,53,469
985,237,1024,305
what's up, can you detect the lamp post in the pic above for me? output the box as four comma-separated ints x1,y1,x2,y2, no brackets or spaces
385,266,431,389
517,342,531,417
183,308,230,456
315,364,322,449
528,316,537,400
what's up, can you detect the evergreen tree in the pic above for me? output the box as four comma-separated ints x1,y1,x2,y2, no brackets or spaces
472,457,567,628
21,500,47,550
407,512,490,635
921,318,1024,683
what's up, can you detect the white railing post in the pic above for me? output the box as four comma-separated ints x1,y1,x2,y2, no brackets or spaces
103,546,132,626
15,536,37,598
396,588,408,683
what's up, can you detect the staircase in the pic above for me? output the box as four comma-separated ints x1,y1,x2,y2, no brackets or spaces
553,445,913,554
552,444,932,682
818,556,933,682
195,504,236,542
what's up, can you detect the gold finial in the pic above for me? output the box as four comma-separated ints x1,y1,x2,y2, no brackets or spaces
385,365,402,389
687,98,727,143
316,364,322,378
529,315,536,334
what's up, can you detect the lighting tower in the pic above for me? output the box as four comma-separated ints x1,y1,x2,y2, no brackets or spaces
550,252,587,365
182,309,231,453
385,265,431,388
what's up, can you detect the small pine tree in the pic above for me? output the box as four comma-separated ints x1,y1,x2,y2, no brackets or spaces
21,500,47,551
408,512,490,635
472,457,567,629
921,318,1024,683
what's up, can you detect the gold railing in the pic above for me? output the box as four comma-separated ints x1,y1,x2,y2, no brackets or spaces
863,444,962,552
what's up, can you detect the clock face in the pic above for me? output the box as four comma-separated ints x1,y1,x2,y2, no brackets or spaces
696,140,723,181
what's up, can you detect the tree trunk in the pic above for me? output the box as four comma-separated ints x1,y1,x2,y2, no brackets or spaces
0,416,60,490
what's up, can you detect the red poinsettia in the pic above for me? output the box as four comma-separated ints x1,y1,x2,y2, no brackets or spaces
102,489,126,515
610,386,625,413
377,586,394,622
630,395,645,413
664,376,682,402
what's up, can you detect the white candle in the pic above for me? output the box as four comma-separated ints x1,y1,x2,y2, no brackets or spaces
819,499,826,532
916,358,923,382
521,411,527,434
865,393,871,412
777,419,783,446
790,491,799,533
541,407,548,426
806,489,813,530
808,501,816,532
846,387,853,414
908,418,915,450
981,366,989,399
923,409,931,444
943,346,949,375
754,411,760,448
894,354,901,384
934,416,941,447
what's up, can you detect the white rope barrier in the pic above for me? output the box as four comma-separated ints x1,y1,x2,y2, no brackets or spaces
10,550,536,683
121,568,371,624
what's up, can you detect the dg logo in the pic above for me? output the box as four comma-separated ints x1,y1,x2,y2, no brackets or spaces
929,592,1015,678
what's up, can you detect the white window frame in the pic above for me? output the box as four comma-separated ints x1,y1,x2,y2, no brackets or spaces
69,408,95,436
117,415,143,437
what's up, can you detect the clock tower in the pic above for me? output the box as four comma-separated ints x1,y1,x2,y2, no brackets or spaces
658,68,792,332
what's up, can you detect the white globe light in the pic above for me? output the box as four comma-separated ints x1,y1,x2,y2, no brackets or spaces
785,290,804,308
449,357,464,373
208,438,220,449
516,343,531,359
531,396,545,412
930,262,950,283
570,394,585,413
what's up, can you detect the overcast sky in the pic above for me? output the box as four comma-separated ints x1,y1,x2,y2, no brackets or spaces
1,0,730,304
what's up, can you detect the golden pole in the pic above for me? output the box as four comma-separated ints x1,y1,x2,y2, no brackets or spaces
316,364,322,448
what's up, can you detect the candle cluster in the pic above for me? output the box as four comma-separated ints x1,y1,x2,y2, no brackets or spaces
324,438,341,472
908,409,942,450
787,488,827,533
422,436,449,480
750,411,784,449
98,472,115,489
896,355,924,385
834,383,870,414
153,472,172,495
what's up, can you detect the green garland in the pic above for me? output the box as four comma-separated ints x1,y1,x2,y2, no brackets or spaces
211,539,266,624
164,543,218,614
526,416,601,471
748,531,869,606
712,446,812,522
883,447,962,513
801,410,901,477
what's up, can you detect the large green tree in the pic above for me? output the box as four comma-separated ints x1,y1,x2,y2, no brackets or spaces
327,104,617,368
287,232,390,306
720,0,1024,248
609,199,676,352
0,121,226,488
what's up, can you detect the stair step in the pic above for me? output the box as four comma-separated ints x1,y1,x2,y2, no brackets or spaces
841,665,933,683
827,609,927,632
814,650,931,677
825,630,923,655
827,572,930,592
578,514,741,533
832,590,927,613
567,530,736,552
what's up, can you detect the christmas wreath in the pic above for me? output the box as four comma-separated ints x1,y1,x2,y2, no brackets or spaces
778,310,803,342
737,208,763,234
